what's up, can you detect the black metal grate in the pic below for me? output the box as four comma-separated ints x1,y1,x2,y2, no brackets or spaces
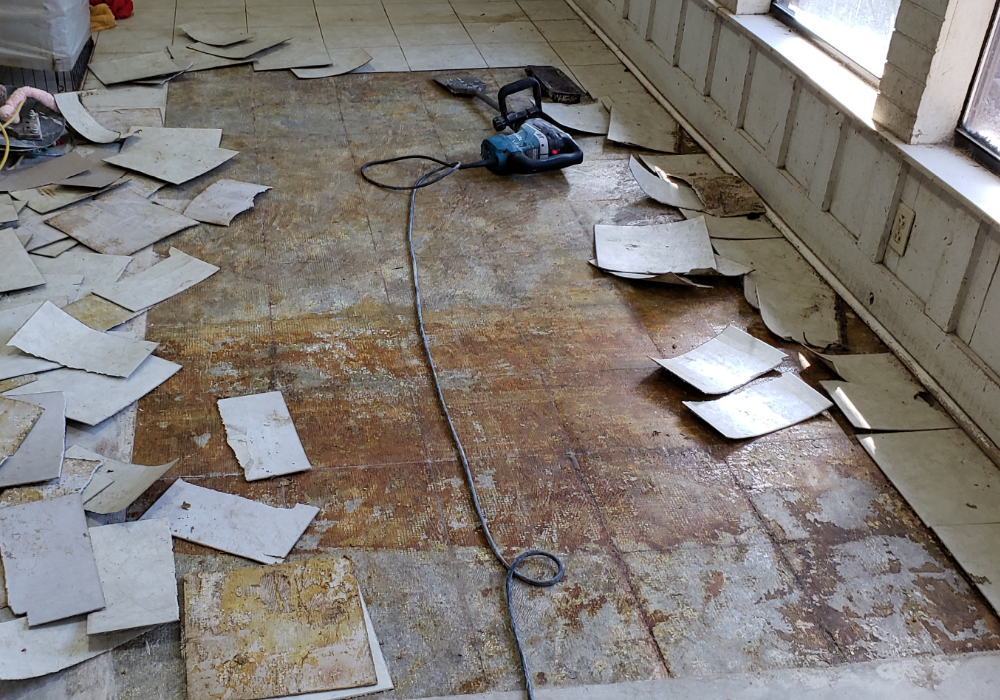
0,38,94,94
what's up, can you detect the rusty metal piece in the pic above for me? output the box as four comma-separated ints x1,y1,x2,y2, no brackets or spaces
525,65,588,104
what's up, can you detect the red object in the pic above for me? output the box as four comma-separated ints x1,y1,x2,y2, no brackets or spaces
90,0,133,20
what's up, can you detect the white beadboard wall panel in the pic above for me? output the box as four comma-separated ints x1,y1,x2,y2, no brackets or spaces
627,0,654,37
971,272,1000,376
829,126,903,247
957,228,1000,344
890,178,979,309
648,0,683,63
741,51,795,164
784,87,844,207
571,0,1000,449
677,0,718,94
709,22,751,125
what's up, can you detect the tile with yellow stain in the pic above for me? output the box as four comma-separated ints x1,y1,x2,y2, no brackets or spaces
184,556,377,700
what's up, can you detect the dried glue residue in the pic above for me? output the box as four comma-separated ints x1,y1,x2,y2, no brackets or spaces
183,556,377,700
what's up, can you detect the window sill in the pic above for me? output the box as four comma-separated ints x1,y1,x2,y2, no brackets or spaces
728,13,877,127
726,11,1000,233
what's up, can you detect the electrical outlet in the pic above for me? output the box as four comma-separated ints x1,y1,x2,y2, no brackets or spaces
888,202,915,257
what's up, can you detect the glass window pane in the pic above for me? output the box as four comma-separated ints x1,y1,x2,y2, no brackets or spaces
775,0,903,77
963,17,1000,155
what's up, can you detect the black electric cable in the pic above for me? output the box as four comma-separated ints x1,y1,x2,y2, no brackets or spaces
361,154,565,700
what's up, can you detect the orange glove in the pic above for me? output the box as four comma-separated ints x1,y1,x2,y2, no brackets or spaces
90,3,117,32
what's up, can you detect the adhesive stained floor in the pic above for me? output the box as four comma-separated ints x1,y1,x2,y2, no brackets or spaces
99,66,1000,698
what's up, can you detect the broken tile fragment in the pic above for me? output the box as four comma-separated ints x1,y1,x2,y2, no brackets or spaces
0,391,65,488
0,229,45,293
0,493,106,626
218,391,313,481
747,274,841,349
0,303,62,380
653,325,786,395
7,301,158,378
179,20,254,46
0,615,147,679
629,156,704,210
0,395,44,463
684,373,833,439
61,294,140,331
0,152,90,193
139,478,318,564
92,247,219,312
104,132,238,186
53,92,122,144
21,221,70,252
859,429,1000,527
87,519,179,634
680,209,782,239
45,192,199,255
89,51,186,85
168,44,253,72
182,179,270,226
292,49,373,78
183,557,376,700
542,100,610,134
188,32,291,60
3,355,181,426
253,37,332,72
594,218,715,275
68,444,176,515
816,353,955,431
608,102,679,153
0,455,104,508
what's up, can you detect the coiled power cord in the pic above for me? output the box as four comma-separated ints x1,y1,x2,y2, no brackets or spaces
360,155,565,700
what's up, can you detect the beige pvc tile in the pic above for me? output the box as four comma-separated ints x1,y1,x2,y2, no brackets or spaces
394,22,473,47
550,39,619,66
177,0,244,7
315,0,384,5
464,20,544,43
476,41,563,68
175,8,248,24
517,0,578,20
353,45,410,72
402,43,486,70
246,9,321,27
245,0,312,6
534,18,597,42
452,1,527,23
535,19,598,42
316,4,390,24
384,2,458,25
93,30,174,55
119,9,178,29
321,22,399,48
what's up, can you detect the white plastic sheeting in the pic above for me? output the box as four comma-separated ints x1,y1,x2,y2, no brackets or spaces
0,0,90,72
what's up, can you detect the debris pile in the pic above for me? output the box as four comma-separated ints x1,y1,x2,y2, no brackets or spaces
542,82,961,441
85,20,375,87
0,89,392,697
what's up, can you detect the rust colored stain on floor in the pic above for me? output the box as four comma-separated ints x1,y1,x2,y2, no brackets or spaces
125,66,1000,698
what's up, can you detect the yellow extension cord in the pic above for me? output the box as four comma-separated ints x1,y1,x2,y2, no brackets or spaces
0,100,26,172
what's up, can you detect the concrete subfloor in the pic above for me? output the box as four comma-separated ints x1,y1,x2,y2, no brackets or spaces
6,67,1000,699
